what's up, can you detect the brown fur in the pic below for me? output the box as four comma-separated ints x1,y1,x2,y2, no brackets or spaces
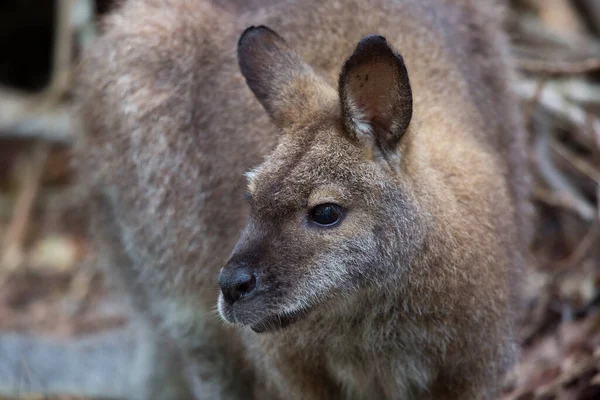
74,0,531,398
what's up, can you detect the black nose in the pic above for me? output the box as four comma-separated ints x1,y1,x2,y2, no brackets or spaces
218,263,257,305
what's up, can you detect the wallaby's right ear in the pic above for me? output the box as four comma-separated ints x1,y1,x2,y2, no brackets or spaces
238,26,336,130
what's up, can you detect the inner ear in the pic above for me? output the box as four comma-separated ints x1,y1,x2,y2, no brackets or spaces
339,35,412,153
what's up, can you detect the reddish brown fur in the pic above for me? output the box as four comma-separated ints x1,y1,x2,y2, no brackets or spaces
75,0,531,399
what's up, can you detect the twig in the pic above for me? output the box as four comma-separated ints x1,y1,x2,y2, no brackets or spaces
0,187,84,221
554,221,599,270
559,79,600,106
519,57,600,75
47,0,75,99
0,145,48,272
535,354,600,397
0,86,72,143
533,186,594,218
532,113,596,221
516,79,600,144
549,137,600,185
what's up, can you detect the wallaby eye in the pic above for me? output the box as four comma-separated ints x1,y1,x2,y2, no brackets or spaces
308,204,345,227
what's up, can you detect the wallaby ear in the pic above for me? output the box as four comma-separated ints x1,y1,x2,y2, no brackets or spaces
339,35,412,154
238,26,335,129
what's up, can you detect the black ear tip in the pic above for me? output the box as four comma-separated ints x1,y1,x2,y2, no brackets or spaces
238,25,281,49
360,34,388,45
342,34,402,74
354,34,393,56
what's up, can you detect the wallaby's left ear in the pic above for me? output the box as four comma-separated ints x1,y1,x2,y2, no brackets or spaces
238,26,336,129
339,35,412,153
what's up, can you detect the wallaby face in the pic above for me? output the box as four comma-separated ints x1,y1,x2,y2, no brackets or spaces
218,27,425,333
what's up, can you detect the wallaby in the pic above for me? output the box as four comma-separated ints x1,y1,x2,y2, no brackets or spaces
0,0,531,399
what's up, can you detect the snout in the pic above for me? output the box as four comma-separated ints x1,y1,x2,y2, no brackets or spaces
218,261,257,305
217,247,315,333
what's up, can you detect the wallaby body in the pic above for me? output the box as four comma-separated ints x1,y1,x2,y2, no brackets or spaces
72,0,531,399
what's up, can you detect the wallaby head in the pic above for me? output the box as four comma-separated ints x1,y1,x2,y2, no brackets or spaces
218,26,425,333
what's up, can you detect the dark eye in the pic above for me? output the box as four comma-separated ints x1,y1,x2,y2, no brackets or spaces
308,203,345,227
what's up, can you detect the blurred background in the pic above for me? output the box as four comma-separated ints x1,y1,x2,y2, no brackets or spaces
0,0,599,399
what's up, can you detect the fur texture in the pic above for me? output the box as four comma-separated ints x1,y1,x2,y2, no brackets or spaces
74,0,531,398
